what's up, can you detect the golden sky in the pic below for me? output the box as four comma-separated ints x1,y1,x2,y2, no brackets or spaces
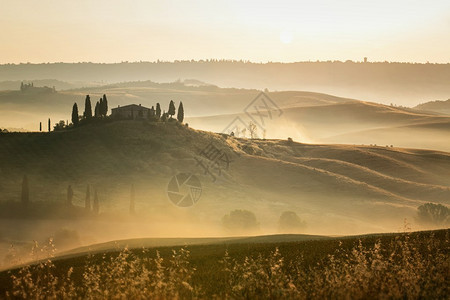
0,0,449,63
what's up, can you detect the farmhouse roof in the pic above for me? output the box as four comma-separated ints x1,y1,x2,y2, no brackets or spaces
112,104,150,110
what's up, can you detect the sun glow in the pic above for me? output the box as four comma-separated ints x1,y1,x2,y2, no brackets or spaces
280,30,293,44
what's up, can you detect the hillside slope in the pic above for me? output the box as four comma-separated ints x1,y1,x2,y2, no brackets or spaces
0,121,449,236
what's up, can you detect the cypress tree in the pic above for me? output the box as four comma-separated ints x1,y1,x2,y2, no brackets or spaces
99,98,103,117
93,189,99,215
102,94,108,116
48,118,51,132
168,100,176,118
84,95,92,119
130,184,135,215
85,185,91,211
39,122,42,132
71,103,79,125
177,101,184,123
94,101,100,118
21,175,29,205
156,103,161,119
67,185,73,206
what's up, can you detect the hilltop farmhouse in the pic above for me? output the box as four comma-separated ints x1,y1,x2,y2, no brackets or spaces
111,104,155,119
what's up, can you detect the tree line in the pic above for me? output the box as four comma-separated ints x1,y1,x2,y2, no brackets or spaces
64,95,184,129
19,175,138,217
71,94,109,126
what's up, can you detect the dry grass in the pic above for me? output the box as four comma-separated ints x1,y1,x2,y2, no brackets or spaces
2,230,448,299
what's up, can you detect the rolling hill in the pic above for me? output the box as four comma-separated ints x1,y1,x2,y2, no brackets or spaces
414,99,450,115
0,120,448,241
188,100,450,151
1,81,449,152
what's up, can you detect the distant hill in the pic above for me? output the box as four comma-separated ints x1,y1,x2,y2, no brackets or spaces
0,120,449,237
1,61,450,106
414,99,450,115
188,100,450,152
1,82,449,151
0,79,82,91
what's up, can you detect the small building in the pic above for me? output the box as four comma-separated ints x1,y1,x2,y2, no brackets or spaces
111,104,155,119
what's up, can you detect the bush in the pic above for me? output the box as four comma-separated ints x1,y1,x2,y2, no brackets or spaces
222,209,259,233
278,211,307,233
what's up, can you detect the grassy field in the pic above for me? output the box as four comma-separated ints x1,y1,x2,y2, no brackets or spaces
0,229,448,299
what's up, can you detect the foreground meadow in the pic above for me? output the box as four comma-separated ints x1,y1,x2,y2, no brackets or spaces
0,229,448,299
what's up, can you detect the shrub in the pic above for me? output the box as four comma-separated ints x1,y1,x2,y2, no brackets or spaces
222,209,259,233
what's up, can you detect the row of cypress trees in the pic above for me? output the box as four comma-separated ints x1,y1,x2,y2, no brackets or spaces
71,94,108,125
163,100,184,122
21,175,101,215
70,96,185,124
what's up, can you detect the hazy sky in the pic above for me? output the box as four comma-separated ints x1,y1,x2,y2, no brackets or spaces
1,0,449,63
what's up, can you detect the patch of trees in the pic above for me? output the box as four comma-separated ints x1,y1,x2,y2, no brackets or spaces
278,211,307,233
416,203,449,227
20,82,56,94
52,94,110,131
222,209,259,233
222,209,308,234
55,94,185,130
79,94,108,121
0,175,106,219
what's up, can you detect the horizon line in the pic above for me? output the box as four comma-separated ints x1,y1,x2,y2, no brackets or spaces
1,59,449,66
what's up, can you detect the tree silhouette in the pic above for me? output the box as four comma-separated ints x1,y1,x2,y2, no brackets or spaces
168,100,176,118
21,175,29,205
39,122,42,132
84,95,92,119
102,94,108,116
93,188,99,215
71,103,79,125
130,184,135,215
177,101,184,123
94,101,100,118
85,185,91,211
67,185,73,206
249,122,257,139
48,118,51,132
156,103,161,119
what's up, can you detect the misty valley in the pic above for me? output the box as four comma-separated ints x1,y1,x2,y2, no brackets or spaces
0,1,449,298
